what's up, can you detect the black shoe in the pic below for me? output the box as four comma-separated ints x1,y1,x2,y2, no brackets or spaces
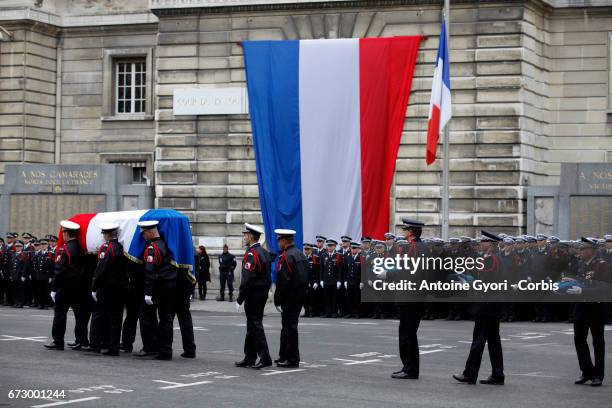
44,342,64,350
120,345,133,353
252,360,272,370
575,375,593,385
82,346,101,353
330,313,338,318
67,341,78,347
133,350,157,358
70,344,83,351
277,361,299,368
392,369,404,375
391,371,418,379
229,295,233,302
453,374,476,384
274,358,283,363
154,354,172,361
590,378,603,387
235,359,254,368
181,352,196,358
344,314,352,319
102,350,119,357
479,376,504,385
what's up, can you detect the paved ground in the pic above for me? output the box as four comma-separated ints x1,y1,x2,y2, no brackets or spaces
0,302,611,408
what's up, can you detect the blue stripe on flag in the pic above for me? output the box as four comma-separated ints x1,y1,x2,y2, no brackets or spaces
439,18,451,90
127,209,195,272
243,40,303,262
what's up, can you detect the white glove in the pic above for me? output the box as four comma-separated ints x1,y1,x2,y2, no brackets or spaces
144,295,153,305
48,277,52,284
20,277,26,282
50,291,56,302
359,283,364,290
566,286,582,295
276,305,283,313
336,282,341,289
367,280,373,287
320,281,324,289
313,283,319,290
91,292,98,302
308,283,311,288
344,281,348,289
235,301,241,312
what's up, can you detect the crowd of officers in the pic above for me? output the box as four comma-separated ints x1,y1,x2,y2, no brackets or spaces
0,232,58,309
300,230,612,324
1,219,609,386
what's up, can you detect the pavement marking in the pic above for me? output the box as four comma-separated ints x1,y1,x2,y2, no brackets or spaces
0,335,47,342
515,342,560,348
419,350,445,355
153,380,213,389
508,372,561,379
31,397,101,407
333,358,382,365
341,322,378,325
260,369,306,376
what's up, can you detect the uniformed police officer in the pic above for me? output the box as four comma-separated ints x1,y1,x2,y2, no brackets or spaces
89,223,128,356
32,238,53,310
344,242,363,318
391,218,425,380
235,223,272,369
44,220,85,350
453,230,505,385
566,237,609,387
319,239,343,318
138,220,181,360
273,229,308,368
9,240,29,308
303,243,320,317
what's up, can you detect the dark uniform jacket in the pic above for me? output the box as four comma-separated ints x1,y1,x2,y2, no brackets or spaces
344,253,362,286
274,244,308,306
218,253,237,275
236,243,271,305
319,250,344,285
52,239,85,292
92,239,128,292
32,250,54,282
143,237,176,296
305,253,319,286
9,251,30,281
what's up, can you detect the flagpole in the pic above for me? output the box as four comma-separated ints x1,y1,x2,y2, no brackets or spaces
441,0,450,240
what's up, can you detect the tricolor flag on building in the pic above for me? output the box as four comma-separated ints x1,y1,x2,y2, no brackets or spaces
243,37,422,252
426,18,452,165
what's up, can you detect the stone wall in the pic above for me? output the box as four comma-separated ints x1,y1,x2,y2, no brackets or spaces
0,23,59,185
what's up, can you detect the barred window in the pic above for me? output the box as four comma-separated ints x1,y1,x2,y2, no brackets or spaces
109,161,147,184
115,60,146,114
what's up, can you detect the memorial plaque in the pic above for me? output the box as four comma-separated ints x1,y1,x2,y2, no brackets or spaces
558,163,612,239
569,196,612,238
9,194,105,238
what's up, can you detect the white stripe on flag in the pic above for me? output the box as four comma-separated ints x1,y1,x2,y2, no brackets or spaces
85,210,148,253
298,39,362,243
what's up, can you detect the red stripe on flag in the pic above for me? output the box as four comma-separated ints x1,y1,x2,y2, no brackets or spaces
359,36,422,238
426,106,441,165
56,213,97,252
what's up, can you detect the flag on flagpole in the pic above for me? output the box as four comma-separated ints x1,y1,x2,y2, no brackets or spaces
426,18,452,165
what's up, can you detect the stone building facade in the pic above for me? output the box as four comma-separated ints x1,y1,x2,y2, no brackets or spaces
0,0,611,250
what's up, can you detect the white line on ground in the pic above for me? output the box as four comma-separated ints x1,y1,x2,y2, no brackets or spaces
419,350,445,355
260,369,306,376
508,372,561,378
31,397,101,407
332,358,382,365
0,335,47,342
153,380,212,389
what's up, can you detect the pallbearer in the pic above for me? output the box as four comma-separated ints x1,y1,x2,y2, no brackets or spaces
45,220,85,350
273,229,308,368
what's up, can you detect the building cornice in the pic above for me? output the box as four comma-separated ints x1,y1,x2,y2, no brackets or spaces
0,7,158,28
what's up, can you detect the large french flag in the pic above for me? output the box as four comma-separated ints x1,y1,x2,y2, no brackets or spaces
57,209,195,273
426,18,452,165
243,37,422,252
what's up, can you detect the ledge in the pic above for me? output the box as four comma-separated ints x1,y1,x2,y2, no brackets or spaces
101,115,154,122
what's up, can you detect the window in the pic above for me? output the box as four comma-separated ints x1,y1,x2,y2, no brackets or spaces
102,47,154,120
115,60,146,114
109,161,147,184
